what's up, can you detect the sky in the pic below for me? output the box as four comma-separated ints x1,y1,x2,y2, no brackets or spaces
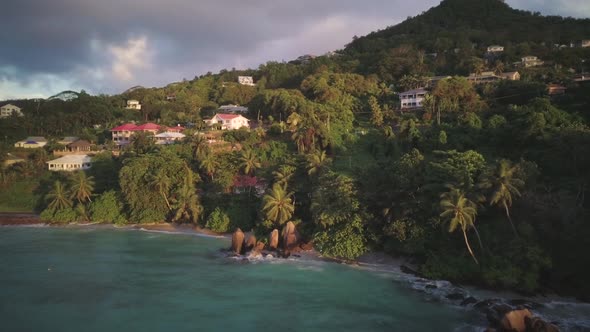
1,0,589,100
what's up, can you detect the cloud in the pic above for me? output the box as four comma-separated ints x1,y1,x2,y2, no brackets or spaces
108,36,151,81
0,0,588,98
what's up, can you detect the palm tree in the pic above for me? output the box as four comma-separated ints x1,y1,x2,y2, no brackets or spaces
199,151,218,180
240,149,261,175
262,183,295,227
479,159,524,236
69,171,95,204
440,189,480,264
189,134,208,161
287,112,301,131
149,169,172,211
46,180,73,211
307,149,331,176
171,166,203,224
291,127,307,154
273,165,296,187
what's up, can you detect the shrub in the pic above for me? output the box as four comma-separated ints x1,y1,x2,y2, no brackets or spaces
40,208,79,224
205,207,231,233
89,191,126,224
313,216,367,260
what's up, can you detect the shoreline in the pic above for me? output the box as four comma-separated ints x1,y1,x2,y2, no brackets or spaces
2,216,589,308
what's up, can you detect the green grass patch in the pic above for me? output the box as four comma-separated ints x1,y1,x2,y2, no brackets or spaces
0,179,41,213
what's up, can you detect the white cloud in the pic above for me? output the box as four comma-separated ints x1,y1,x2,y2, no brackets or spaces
108,36,151,81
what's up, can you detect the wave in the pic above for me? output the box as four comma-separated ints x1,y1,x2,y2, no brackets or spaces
137,227,227,239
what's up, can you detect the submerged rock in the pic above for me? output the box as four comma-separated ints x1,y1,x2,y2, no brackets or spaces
445,292,465,301
269,229,279,250
231,228,244,254
525,316,560,332
460,296,478,306
508,299,544,310
254,241,265,253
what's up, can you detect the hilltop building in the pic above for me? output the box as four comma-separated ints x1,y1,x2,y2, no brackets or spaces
205,114,250,130
219,104,248,114
521,56,544,68
399,88,428,110
0,104,23,118
125,100,142,110
47,155,92,172
238,76,255,86
14,137,47,148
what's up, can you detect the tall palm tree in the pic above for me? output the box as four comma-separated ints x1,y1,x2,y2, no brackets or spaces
440,189,479,264
291,127,307,154
69,171,95,204
262,183,295,227
273,165,296,187
240,149,261,175
171,166,203,224
199,151,218,180
189,134,208,161
149,169,172,211
479,159,524,236
46,180,73,211
307,149,331,176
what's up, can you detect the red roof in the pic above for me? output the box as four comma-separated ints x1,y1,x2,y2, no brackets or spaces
133,123,161,131
111,123,138,131
216,114,240,120
233,175,259,187
164,125,185,132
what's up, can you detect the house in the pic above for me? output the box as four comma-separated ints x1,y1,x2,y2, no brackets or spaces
547,84,567,96
58,136,79,146
164,124,185,132
219,104,249,113
399,88,428,110
500,71,521,81
3,153,25,167
110,122,162,144
296,54,316,63
487,45,504,53
232,175,266,196
521,56,544,68
467,71,502,84
582,40,590,48
47,155,92,172
154,132,186,145
206,114,250,130
0,104,23,118
238,76,255,86
66,140,93,153
166,94,176,101
14,137,47,148
125,100,142,110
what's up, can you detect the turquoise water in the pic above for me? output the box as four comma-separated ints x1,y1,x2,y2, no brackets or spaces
0,227,479,331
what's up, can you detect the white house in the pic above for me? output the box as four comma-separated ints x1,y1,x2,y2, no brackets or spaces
154,132,186,145
219,104,249,113
399,88,428,110
521,56,544,67
487,45,504,53
47,155,92,172
0,104,23,118
582,40,590,48
206,114,250,130
238,76,255,86
14,137,48,148
125,100,142,110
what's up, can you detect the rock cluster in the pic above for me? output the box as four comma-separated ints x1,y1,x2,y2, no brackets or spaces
228,222,311,258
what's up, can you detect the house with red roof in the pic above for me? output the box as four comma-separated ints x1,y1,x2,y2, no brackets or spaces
110,122,164,145
205,113,250,130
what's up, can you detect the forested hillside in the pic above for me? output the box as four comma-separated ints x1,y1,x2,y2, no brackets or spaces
2,0,590,300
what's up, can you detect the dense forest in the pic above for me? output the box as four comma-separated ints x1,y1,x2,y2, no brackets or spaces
1,0,590,301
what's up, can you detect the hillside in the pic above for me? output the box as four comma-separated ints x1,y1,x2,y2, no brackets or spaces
346,0,590,54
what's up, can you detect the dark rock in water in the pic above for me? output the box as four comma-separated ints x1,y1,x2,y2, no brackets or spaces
300,241,313,251
446,292,465,301
254,241,265,253
460,296,478,306
500,309,532,332
231,228,244,254
400,265,420,276
269,229,279,250
525,316,560,332
243,233,257,252
282,221,300,251
508,299,544,310
425,284,437,289
474,298,501,310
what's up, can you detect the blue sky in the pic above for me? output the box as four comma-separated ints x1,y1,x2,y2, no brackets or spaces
1,0,589,99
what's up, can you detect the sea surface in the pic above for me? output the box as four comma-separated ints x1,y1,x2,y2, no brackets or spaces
0,226,587,332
